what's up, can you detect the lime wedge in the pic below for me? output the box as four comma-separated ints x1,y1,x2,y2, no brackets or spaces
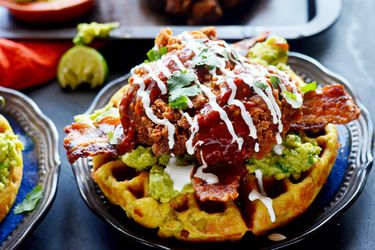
57,45,108,89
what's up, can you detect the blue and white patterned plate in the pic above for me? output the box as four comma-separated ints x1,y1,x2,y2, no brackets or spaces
0,87,60,250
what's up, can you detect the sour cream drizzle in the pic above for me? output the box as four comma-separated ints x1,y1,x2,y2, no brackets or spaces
194,150,219,184
251,169,276,223
142,64,167,95
165,157,195,192
132,75,176,149
156,60,172,78
249,189,275,223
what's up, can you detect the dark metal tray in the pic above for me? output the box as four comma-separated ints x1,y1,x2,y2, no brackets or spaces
70,52,373,249
0,0,341,40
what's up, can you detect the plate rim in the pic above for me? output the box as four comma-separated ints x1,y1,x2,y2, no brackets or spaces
0,87,61,250
71,52,374,249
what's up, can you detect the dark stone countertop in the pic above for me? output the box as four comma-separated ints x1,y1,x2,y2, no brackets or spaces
15,0,375,249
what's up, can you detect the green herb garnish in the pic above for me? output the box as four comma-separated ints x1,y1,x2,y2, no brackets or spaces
300,81,317,94
270,76,281,89
107,127,122,145
194,49,222,70
284,90,297,101
167,70,201,109
254,81,269,90
14,185,43,214
146,47,168,62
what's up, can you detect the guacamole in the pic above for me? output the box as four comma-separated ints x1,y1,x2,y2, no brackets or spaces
248,36,289,67
148,165,194,203
121,146,158,171
0,132,23,190
246,133,322,180
73,22,120,45
75,104,119,124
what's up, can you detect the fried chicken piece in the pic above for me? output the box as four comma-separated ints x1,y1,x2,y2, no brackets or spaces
120,29,302,166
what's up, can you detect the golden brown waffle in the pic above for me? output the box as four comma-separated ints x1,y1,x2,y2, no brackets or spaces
92,158,248,241
242,124,339,235
0,114,23,222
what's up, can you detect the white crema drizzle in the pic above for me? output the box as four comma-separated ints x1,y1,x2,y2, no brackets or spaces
165,157,195,192
132,75,176,149
251,169,276,223
194,150,219,184
199,83,244,150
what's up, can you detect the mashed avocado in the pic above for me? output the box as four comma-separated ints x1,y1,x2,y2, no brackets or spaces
73,22,119,45
0,132,23,190
148,165,194,203
121,145,196,171
248,36,289,67
75,104,119,123
246,133,321,180
121,146,195,202
121,146,158,171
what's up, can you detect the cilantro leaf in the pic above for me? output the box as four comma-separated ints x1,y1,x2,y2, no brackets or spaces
14,185,43,214
194,49,223,70
254,81,269,90
284,90,297,101
146,47,168,62
300,81,317,94
167,70,201,109
169,96,190,109
214,46,229,60
270,76,281,89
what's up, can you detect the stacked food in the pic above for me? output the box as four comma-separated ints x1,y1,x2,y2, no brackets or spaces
0,113,24,222
64,28,360,241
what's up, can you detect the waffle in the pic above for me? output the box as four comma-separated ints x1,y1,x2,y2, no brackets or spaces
242,124,339,235
90,84,339,241
0,114,23,222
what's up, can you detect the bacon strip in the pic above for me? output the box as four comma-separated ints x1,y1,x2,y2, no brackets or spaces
192,165,245,202
292,84,361,130
231,33,268,57
64,117,123,164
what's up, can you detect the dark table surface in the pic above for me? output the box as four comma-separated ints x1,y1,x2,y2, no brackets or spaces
13,0,375,249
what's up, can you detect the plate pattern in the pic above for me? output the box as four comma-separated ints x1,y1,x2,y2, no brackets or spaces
71,53,373,249
0,87,60,250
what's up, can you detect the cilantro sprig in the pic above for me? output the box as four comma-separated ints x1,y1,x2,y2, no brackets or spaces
283,90,298,101
14,185,43,214
146,47,168,62
167,70,201,109
300,81,317,94
193,49,223,70
270,76,281,89
254,81,269,90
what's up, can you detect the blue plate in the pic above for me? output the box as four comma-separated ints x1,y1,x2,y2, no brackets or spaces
0,87,60,250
